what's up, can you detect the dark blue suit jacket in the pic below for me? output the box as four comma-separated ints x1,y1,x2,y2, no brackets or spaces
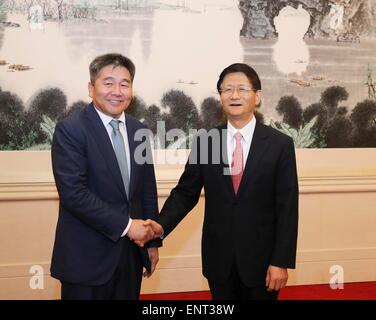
50,104,159,286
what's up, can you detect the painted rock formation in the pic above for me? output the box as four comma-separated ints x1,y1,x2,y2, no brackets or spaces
238,0,376,40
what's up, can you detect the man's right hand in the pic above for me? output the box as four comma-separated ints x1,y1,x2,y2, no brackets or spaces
144,219,164,238
133,220,164,247
127,219,155,246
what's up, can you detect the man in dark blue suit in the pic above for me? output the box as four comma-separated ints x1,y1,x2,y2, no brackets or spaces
50,53,161,300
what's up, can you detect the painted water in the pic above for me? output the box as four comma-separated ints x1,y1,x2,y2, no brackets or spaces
1,3,375,123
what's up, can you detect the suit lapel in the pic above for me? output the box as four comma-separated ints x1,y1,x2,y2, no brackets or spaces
236,122,270,197
218,125,237,198
124,115,139,200
84,104,128,202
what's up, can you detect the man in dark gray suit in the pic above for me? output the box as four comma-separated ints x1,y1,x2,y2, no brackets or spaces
145,63,299,300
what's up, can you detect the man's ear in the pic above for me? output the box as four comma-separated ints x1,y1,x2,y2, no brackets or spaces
88,81,94,98
255,90,262,107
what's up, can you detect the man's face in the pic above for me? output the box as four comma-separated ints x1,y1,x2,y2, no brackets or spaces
220,72,261,123
88,64,133,119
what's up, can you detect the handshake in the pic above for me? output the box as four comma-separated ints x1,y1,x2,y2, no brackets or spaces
127,219,164,247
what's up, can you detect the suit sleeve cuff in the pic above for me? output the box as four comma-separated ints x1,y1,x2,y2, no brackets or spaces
121,218,133,237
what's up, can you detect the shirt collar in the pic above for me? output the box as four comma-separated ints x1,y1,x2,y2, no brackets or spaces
227,116,256,144
93,104,126,128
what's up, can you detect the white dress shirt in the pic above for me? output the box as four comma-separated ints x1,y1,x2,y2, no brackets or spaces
94,106,132,237
227,116,256,174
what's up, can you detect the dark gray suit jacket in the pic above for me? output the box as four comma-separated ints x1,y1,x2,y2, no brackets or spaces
158,122,299,287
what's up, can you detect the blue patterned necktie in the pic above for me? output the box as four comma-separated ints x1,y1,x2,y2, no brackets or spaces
109,119,130,197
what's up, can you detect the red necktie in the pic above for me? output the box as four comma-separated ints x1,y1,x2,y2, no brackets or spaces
231,132,244,194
